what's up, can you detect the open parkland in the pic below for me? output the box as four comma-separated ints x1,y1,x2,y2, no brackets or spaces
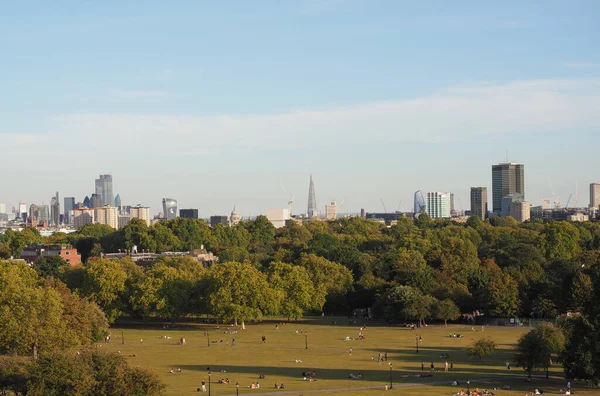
100,317,591,395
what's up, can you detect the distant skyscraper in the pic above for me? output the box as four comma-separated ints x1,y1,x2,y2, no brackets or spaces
470,187,488,221
590,183,600,209
492,163,524,214
210,215,229,227
64,197,75,224
114,194,122,212
19,202,27,222
90,194,101,208
95,174,114,207
0,203,5,214
325,201,337,220
510,200,531,222
307,175,317,218
413,191,426,216
51,191,60,226
426,192,451,219
29,204,39,223
180,209,199,219
83,196,91,208
162,198,177,220
37,205,50,225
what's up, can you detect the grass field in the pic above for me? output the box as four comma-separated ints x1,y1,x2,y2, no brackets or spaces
100,318,591,395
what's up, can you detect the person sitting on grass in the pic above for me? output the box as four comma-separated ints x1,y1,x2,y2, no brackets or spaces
249,382,255,389
259,373,265,379
279,383,285,389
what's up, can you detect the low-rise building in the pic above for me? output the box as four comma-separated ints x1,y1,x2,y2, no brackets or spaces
20,244,81,266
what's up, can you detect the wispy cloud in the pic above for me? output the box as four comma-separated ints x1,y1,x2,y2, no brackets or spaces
108,89,168,102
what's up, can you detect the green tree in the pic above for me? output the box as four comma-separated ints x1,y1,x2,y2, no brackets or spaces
267,261,316,320
514,323,564,378
485,273,520,317
560,315,600,386
433,299,461,327
514,330,543,378
298,253,353,310
33,255,68,278
467,337,497,364
150,222,181,252
81,258,128,322
207,261,280,328
568,272,593,312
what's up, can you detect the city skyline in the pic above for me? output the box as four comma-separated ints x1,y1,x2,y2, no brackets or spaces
1,2,599,214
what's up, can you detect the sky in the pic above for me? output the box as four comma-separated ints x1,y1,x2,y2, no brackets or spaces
1,0,600,217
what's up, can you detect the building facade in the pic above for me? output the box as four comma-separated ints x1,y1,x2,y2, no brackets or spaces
492,163,524,215
95,174,114,207
426,192,451,219
50,191,60,226
162,198,178,220
590,183,600,209
180,209,199,219
130,205,151,226
510,200,531,222
266,208,290,228
64,197,75,224
95,206,119,229
210,215,229,227
73,208,95,229
230,206,241,225
470,187,488,220
325,201,337,220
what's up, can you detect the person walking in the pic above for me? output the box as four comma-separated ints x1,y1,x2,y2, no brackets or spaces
450,361,454,370
349,348,352,355
201,380,206,392
445,361,449,372
421,361,425,372
430,362,435,371
384,352,388,361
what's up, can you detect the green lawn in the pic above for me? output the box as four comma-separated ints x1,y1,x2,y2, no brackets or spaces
99,318,586,395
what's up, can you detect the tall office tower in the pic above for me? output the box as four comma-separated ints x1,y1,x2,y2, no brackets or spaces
162,198,178,220
0,203,5,214
37,205,50,225
90,193,101,208
590,183,600,209
210,215,229,227
426,192,451,219
50,191,60,226
413,190,426,216
95,206,119,229
180,209,199,219
114,194,122,212
470,187,488,221
130,205,151,226
83,196,90,208
95,174,114,207
64,197,75,224
19,201,27,221
325,201,337,220
73,208,95,229
28,204,39,223
307,175,317,218
492,163,524,215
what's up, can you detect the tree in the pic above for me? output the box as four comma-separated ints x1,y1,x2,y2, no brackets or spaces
207,261,280,328
298,253,353,310
561,315,600,386
81,258,128,322
568,272,593,312
433,299,461,327
267,261,316,320
33,255,68,277
514,323,564,378
467,337,497,363
486,273,520,317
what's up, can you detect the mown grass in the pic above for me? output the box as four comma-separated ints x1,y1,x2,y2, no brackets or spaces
98,317,589,395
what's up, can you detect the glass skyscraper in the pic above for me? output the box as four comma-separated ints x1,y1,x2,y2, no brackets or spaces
95,174,114,207
491,163,524,215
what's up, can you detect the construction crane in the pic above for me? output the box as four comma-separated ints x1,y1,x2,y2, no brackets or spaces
396,200,403,213
565,193,573,209
380,198,388,213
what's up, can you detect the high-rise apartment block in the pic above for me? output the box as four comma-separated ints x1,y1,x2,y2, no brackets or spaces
470,187,488,220
492,163,524,215
180,209,199,219
95,174,114,207
590,183,600,209
95,206,119,229
325,201,337,220
426,192,451,219
130,205,151,226
73,208,95,229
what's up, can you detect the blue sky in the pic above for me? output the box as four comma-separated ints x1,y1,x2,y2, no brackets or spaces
1,1,599,216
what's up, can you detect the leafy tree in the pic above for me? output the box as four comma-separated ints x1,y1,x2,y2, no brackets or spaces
467,337,497,364
33,255,68,277
433,299,461,327
514,323,564,378
267,261,316,320
165,217,216,251
561,315,600,386
0,242,11,259
568,272,593,312
485,273,520,317
298,253,353,310
207,261,280,328
150,222,181,252
81,258,128,322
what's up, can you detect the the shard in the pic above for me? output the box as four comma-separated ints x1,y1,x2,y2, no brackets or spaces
307,174,317,218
